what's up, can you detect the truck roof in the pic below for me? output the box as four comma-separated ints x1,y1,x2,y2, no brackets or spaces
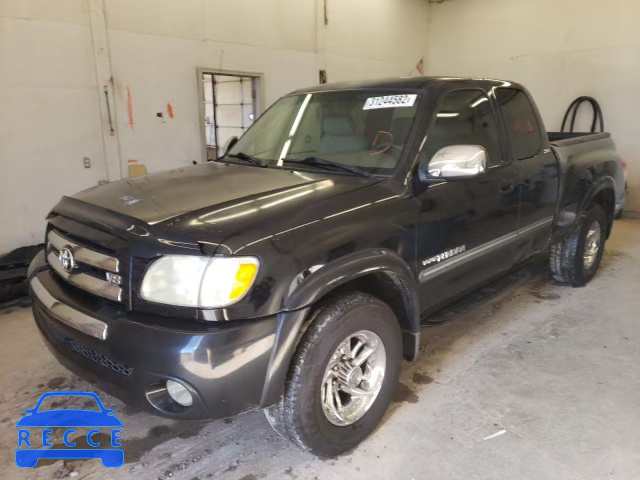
288,76,525,95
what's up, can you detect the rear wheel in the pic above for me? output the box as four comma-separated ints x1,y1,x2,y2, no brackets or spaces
265,291,402,457
550,204,607,286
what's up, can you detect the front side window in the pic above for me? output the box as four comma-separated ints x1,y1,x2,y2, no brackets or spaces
495,88,542,159
423,90,502,167
227,90,421,175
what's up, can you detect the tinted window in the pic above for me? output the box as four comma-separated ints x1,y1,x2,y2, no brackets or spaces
424,90,501,167
229,90,421,174
496,88,542,159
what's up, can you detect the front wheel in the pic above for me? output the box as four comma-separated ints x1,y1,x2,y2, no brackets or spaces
265,291,402,457
550,204,608,286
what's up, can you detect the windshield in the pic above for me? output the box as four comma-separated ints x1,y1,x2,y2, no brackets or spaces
227,90,421,175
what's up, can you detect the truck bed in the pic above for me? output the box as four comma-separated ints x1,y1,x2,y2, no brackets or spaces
547,131,611,146
548,131,625,238
548,132,616,184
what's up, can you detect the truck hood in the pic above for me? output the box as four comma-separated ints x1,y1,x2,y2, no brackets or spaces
70,162,380,242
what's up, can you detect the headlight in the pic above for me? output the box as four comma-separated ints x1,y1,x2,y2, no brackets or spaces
140,255,259,309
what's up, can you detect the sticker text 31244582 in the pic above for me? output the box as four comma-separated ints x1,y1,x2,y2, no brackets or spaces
363,94,417,110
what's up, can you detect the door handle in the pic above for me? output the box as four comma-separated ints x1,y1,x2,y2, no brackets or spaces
500,181,514,193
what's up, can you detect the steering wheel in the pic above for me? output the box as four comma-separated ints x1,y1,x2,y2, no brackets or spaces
370,130,394,155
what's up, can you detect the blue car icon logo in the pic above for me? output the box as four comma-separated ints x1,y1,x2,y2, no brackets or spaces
16,391,123,468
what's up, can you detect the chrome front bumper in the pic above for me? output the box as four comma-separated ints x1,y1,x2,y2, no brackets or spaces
30,276,108,340
31,268,285,420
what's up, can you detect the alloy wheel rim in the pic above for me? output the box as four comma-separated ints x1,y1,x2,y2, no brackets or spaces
320,330,386,426
583,220,602,269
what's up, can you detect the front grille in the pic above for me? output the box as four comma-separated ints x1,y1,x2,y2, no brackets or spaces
46,229,123,303
44,316,133,376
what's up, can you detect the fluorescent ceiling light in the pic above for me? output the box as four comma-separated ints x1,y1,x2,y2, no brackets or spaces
289,94,312,137
470,97,488,108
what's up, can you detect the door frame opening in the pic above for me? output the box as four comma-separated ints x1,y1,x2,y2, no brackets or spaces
197,68,264,163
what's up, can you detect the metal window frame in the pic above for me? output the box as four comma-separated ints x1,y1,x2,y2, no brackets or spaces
197,67,265,163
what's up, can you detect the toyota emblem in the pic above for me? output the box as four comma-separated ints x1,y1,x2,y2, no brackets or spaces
58,247,76,273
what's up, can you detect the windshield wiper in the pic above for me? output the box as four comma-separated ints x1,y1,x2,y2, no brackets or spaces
282,157,371,177
224,152,268,167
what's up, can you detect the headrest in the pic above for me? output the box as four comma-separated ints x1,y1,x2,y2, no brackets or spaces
323,116,356,136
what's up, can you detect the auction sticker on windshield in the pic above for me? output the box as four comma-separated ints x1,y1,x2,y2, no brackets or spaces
363,94,417,110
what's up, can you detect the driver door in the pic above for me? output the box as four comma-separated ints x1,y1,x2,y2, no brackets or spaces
414,89,520,314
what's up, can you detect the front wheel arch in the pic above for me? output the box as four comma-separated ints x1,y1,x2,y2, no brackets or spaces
258,252,420,409
284,249,420,359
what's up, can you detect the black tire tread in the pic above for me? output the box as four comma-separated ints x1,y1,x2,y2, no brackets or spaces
549,204,607,286
266,291,401,457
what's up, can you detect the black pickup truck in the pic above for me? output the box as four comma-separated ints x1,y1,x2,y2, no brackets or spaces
28,77,625,457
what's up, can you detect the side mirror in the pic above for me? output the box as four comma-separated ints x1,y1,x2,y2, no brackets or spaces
420,145,487,181
223,136,238,156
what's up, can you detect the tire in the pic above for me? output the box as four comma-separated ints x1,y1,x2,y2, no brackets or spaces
549,204,607,286
265,291,402,458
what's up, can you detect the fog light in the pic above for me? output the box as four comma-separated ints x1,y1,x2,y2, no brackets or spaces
166,380,193,407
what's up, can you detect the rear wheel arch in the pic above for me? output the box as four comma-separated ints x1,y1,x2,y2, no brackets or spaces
555,174,616,241
573,175,615,230
590,186,615,237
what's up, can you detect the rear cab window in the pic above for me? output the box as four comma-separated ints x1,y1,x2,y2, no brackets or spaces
495,88,542,159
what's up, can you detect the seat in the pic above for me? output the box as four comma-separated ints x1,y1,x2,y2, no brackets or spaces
317,116,366,155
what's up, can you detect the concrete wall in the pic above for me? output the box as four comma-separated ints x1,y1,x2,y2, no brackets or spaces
3,0,638,255
323,0,428,81
0,0,109,252
0,0,429,253
426,0,640,212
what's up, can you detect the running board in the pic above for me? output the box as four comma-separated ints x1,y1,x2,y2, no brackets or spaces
421,265,533,326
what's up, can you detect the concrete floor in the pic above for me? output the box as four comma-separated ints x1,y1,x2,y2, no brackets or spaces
1,218,639,480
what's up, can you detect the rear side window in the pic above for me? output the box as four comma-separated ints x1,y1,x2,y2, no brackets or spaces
496,88,542,159
424,90,502,167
